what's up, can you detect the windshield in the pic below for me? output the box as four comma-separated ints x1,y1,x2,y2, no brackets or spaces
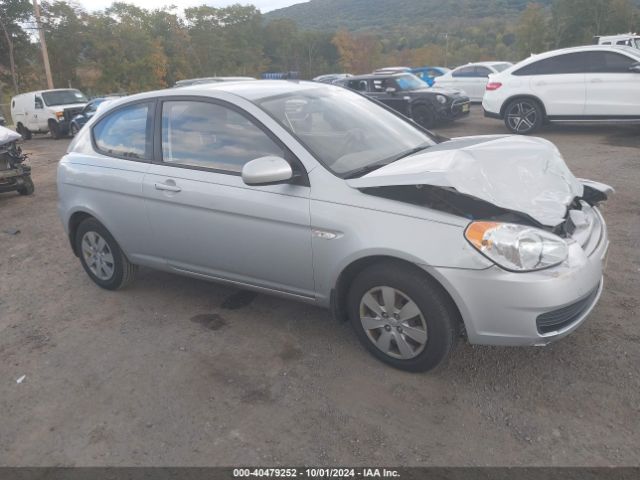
257,86,435,177
394,74,426,91
42,89,87,106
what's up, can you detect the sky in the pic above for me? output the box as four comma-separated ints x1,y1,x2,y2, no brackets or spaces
77,0,307,13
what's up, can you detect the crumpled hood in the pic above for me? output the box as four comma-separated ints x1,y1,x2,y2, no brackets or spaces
347,135,585,227
0,125,21,146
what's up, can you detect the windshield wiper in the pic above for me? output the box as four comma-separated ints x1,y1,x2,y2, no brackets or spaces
389,143,432,162
344,144,432,179
344,161,391,179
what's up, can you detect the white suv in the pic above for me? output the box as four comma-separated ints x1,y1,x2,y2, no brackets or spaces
482,45,640,134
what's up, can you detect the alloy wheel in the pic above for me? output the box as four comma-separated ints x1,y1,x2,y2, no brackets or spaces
359,286,428,360
506,101,538,133
81,231,115,280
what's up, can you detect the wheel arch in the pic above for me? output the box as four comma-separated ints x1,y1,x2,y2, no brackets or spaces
499,94,547,119
330,255,464,331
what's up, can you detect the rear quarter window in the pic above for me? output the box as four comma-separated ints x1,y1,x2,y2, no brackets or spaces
92,102,152,160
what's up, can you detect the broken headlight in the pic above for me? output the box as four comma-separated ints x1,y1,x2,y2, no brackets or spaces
465,221,568,272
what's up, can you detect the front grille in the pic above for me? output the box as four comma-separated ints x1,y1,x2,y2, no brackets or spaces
536,285,600,334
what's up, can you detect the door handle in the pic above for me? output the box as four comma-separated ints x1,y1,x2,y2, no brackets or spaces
154,181,181,193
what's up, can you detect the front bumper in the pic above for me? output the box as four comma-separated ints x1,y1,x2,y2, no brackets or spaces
430,207,609,346
439,97,471,121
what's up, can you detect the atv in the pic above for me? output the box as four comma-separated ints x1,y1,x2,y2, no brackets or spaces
0,126,34,196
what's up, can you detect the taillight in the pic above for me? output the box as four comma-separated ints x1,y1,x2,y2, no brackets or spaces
486,82,502,91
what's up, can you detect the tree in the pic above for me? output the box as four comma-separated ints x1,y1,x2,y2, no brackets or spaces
516,3,549,58
0,0,32,93
332,29,381,74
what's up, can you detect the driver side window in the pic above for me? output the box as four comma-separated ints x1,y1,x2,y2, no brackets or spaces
161,100,285,174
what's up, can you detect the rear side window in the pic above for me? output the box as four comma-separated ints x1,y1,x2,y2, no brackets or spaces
588,51,636,73
452,66,477,77
93,102,151,160
513,52,590,75
161,100,284,174
475,66,492,77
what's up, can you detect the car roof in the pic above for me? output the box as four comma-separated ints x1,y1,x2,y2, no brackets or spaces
455,61,511,68
524,44,640,59
344,72,414,81
107,80,337,107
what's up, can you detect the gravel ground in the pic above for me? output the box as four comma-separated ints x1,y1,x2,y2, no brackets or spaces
0,109,639,466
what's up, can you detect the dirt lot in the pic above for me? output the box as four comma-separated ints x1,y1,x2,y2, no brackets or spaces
1,109,639,466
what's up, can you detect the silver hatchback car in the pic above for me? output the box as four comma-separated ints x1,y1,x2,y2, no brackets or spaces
58,81,611,371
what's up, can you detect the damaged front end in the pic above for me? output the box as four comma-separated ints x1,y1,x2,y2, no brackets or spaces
347,135,612,271
0,126,34,195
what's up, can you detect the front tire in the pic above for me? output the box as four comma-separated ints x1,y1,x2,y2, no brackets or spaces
504,98,543,134
412,104,437,129
75,218,137,290
347,262,459,372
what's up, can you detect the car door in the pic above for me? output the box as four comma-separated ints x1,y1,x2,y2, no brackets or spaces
447,66,481,100
368,78,409,116
527,52,589,116
142,97,315,298
28,95,45,131
584,51,640,116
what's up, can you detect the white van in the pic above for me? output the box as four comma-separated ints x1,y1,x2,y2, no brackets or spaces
595,33,640,49
11,89,88,140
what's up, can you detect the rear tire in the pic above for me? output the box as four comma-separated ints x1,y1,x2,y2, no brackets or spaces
503,98,543,134
49,120,62,140
412,104,437,129
17,177,34,196
347,261,459,372
17,123,31,140
75,217,137,290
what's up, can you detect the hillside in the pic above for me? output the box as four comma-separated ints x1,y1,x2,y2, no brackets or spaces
265,0,554,30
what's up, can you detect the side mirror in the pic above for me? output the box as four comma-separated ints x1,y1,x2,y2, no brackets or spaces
242,156,293,186
35,99,43,109
629,62,640,73
385,87,397,94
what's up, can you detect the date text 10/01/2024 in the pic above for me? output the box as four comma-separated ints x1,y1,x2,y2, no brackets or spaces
233,468,400,478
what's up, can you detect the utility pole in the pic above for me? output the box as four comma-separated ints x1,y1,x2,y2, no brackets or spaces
33,0,53,89
444,33,450,68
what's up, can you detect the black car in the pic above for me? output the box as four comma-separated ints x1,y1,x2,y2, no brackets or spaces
69,97,112,136
337,73,470,128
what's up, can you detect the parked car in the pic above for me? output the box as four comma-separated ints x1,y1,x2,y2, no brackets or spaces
69,97,118,136
411,66,450,87
11,89,88,140
338,72,470,128
434,62,513,101
483,45,640,134
595,33,640,49
313,73,352,84
58,80,611,372
174,77,255,87
0,125,33,195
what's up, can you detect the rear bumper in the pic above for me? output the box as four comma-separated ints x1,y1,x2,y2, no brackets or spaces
483,109,501,119
429,208,609,346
